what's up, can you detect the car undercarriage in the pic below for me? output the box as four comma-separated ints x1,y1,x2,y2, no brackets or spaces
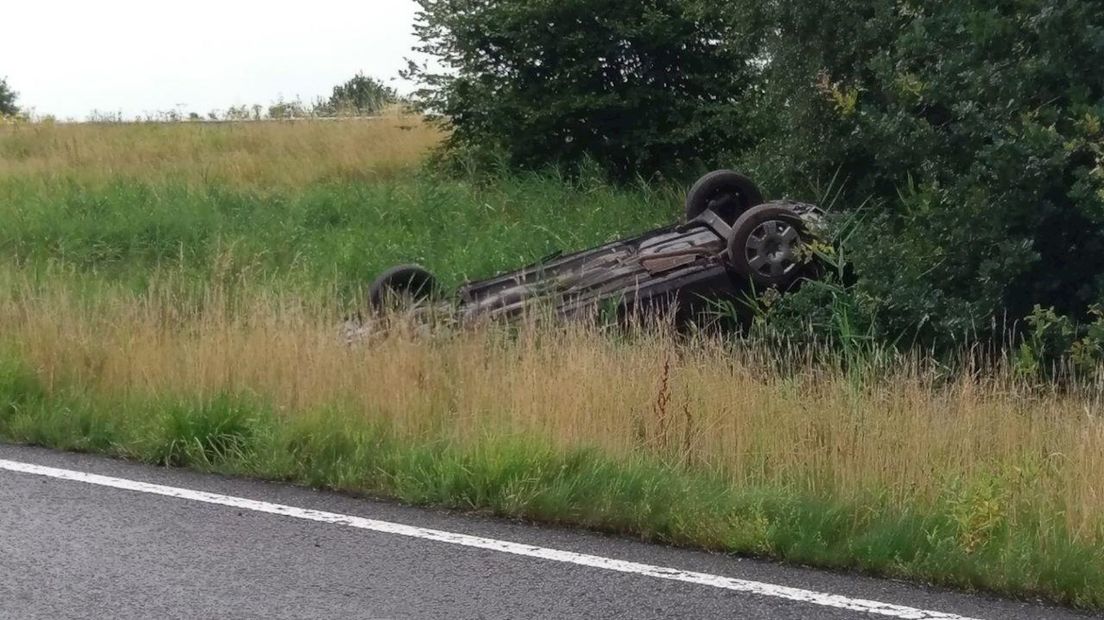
368,170,823,325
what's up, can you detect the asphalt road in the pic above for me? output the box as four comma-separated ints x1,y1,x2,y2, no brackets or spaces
0,444,1095,620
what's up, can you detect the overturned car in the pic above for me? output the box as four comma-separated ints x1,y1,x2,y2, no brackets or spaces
368,170,823,325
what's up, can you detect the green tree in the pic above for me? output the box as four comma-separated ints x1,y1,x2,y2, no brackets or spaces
0,77,18,116
321,73,397,116
744,0,1104,346
406,0,765,180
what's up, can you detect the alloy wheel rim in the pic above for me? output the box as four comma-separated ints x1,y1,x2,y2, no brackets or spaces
744,220,800,279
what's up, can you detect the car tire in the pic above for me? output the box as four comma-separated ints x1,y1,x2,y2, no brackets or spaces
727,203,809,289
684,170,765,225
368,264,439,311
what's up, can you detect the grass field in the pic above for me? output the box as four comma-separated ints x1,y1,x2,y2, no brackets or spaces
1,117,1102,608
0,116,676,296
0,112,441,187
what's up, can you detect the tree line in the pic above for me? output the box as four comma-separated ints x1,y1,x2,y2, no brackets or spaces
0,73,399,122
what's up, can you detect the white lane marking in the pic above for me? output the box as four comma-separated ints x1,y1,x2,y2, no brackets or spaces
0,458,977,620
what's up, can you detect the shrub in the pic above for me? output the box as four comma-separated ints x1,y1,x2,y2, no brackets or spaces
742,0,1104,348
318,73,397,116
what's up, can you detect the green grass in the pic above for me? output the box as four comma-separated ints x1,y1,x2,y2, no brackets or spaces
1,350,1102,609
0,172,676,297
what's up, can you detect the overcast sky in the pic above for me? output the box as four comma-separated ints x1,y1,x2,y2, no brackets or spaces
2,0,422,120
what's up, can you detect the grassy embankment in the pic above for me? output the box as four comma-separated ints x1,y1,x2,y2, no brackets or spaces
0,115,674,294
1,116,1102,608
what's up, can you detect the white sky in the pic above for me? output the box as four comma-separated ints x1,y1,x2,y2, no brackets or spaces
2,0,422,120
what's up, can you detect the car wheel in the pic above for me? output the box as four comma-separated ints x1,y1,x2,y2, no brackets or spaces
727,204,808,289
684,170,765,225
368,264,439,311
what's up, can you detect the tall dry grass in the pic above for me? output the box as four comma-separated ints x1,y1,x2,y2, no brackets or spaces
4,282,1102,546
0,113,441,187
